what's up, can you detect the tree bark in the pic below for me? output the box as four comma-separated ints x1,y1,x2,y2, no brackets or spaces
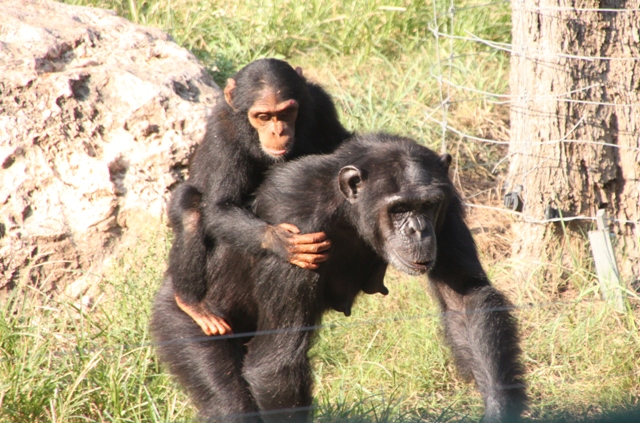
509,0,639,282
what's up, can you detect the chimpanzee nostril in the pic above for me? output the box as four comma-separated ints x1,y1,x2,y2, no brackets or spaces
408,215,427,234
403,220,417,236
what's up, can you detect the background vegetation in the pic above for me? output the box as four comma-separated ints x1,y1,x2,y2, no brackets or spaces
1,0,638,422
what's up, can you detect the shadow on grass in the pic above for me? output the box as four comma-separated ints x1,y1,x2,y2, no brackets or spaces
546,407,640,423
316,398,478,423
315,402,640,423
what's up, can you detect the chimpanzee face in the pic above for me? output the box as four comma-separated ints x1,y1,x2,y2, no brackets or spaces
246,89,299,159
377,194,443,275
338,151,452,276
224,78,299,160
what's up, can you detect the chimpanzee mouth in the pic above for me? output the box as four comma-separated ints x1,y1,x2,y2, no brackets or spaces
392,252,433,275
264,147,288,156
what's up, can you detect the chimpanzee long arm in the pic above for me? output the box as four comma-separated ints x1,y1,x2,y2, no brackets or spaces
192,110,331,259
194,139,324,259
428,197,527,422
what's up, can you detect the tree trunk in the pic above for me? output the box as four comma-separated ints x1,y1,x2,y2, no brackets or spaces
509,0,639,284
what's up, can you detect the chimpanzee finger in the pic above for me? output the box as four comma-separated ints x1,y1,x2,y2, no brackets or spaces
194,318,214,336
288,240,331,254
219,318,232,334
210,317,232,335
292,252,330,265
289,259,320,270
288,231,329,245
192,312,232,336
277,222,301,234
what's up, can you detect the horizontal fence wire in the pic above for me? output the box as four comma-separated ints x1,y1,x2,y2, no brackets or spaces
3,293,639,363
428,0,640,230
3,2,639,422
2,293,639,421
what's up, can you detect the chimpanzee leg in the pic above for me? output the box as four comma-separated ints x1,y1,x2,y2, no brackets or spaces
243,331,313,423
167,183,208,303
428,200,526,422
242,265,321,423
150,280,259,422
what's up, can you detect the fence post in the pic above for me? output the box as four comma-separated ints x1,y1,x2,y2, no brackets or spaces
588,209,625,312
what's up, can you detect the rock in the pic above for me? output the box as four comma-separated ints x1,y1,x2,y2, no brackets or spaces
0,0,221,295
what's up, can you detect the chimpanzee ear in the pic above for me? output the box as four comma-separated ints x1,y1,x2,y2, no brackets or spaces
295,66,304,77
224,78,237,109
339,165,364,203
438,153,452,171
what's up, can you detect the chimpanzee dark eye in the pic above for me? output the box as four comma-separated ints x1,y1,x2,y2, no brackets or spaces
415,200,437,213
390,204,410,214
279,109,297,122
257,114,270,122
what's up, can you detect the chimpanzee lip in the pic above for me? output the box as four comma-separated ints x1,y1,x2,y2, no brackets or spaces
392,252,432,274
264,147,288,156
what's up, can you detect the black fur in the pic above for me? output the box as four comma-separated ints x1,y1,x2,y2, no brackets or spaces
151,133,526,422
167,58,351,306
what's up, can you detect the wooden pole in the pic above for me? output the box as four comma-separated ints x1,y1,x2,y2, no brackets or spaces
588,209,625,312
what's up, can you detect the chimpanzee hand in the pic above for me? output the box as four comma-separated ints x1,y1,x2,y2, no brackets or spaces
175,294,232,336
262,223,331,269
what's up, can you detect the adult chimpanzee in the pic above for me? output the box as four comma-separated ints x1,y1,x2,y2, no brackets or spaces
168,58,351,336
152,133,526,423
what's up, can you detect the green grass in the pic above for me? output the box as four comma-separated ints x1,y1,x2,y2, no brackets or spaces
3,226,638,422
2,0,639,422
67,0,511,146
0,226,188,422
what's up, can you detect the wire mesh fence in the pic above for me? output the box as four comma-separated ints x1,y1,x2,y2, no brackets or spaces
2,1,639,422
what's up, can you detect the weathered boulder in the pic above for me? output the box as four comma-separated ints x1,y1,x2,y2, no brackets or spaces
0,0,221,297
